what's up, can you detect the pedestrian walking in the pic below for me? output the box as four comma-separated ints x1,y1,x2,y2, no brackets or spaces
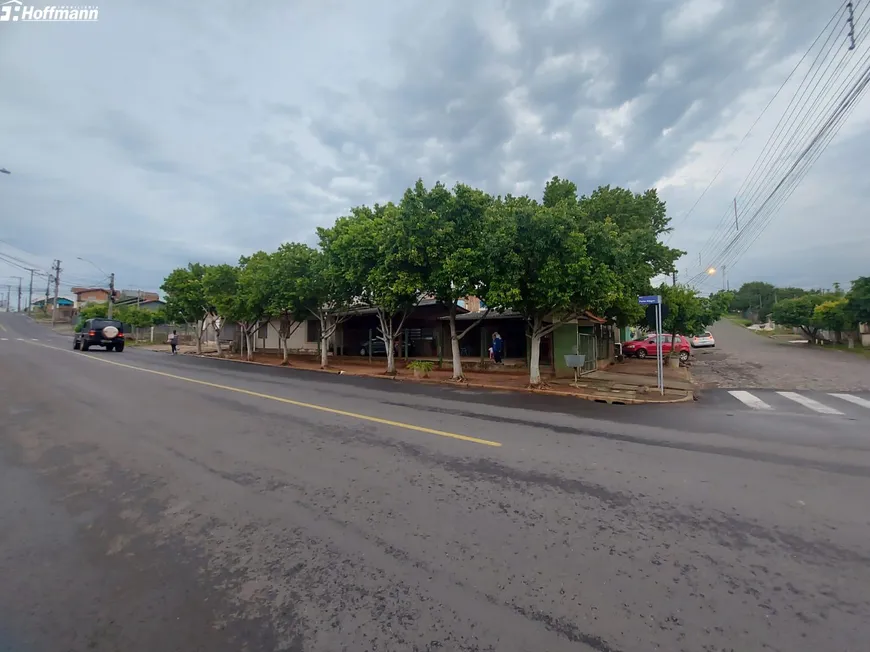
169,329,179,355
491,332,504,364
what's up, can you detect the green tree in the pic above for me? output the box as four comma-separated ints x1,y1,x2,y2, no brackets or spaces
116,305,153,329
485,192,621,386
656,287,733,361
813,299,853,344
403,180,494,380
267,243,311,365
75,302,108,330
771,294,831,341
576,185,682,328
321,203,425,375
202,263,240,357
845,276,870,326
234,252,274,361
161,263,211,353
269,243,353,368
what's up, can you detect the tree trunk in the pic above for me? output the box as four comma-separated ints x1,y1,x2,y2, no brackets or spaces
195,319,203,354
847,333,856,349
320,315,329,368
281,336,290,364
529,331,543,386
448,304,463,380
385,341,396,375
246,330,254,361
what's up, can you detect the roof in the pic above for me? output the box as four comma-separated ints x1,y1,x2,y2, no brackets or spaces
336,298,468,318
443,309,610,323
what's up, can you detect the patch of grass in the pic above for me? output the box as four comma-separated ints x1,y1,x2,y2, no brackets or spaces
724,314,753,327
818,343,870,359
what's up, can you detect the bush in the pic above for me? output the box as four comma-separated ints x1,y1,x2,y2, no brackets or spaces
408,360,434,375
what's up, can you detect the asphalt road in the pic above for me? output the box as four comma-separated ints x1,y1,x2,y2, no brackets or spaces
692,318,870,391
2,312,870,652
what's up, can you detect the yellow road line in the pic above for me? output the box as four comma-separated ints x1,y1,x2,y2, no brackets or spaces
23,341,502,448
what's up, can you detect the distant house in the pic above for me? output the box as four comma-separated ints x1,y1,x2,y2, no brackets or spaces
114,296,166,312
32,297,74,308
71,286,120,308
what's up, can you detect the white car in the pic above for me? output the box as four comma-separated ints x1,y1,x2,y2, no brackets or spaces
691,331,715,348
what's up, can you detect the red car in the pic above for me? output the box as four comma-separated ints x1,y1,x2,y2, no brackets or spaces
623,334,691,362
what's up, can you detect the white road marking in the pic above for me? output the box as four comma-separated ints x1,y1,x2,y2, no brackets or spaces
829,393,870,410
777,391,844,415
728,390,773,410
0,337,7,341
31,338,38,341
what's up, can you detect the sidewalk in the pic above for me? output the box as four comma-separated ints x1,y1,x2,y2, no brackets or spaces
146,345,694,405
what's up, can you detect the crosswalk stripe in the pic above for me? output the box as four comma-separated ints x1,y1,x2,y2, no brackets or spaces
829,393,870,409
777,391,844,415
728,390,773,410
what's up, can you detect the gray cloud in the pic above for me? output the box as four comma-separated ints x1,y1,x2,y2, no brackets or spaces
0,0,867,298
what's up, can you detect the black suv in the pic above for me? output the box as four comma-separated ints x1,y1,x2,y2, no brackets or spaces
74,318,125,352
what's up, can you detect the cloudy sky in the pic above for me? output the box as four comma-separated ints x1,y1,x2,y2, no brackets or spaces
1,0,868,303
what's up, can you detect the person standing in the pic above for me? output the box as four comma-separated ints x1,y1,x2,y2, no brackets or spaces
169,329,179,355
491,331,504,364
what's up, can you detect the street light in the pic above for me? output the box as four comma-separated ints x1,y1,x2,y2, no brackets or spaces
706,267,717,275
0,168,10,175
76,256,109,278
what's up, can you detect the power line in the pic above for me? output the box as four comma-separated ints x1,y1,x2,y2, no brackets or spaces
692,2,857,269
666,0,850,242
688,3,870,285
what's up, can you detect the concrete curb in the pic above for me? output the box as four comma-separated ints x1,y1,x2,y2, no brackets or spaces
164,351,695,406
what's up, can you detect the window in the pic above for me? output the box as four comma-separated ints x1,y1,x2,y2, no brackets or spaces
457,299,466,308
307,319,321,342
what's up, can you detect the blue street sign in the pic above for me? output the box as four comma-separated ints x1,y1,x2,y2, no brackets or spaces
638,295,661,305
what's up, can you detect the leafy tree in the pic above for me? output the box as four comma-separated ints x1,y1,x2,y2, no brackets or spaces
771,294,832,341
161,263,211,353
116,305,154,329
266,243,311,365
202,263,239,357
576,184,682,328
653,286,728,361
485,192,621,386
321,203,425,375
234,252,274,361
813,299,853,344
845,276,870,325
402,180,494,380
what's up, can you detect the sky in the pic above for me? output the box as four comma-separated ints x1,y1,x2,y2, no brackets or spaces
1,0,869,304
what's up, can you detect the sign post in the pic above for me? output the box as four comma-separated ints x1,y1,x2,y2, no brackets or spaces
638,295,664,395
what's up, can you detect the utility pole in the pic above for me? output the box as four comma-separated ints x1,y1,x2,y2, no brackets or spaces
672,270,677,286
26,268,34,313
44,275,51,313
51,259,61,326
4,285,9,312
107,272,115,318
722,265,727,291
16,277,22,312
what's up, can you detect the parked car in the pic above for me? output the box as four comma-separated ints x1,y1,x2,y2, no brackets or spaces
622,334,690,362
74,318,125,352
691,331,715,348
359,339,414,356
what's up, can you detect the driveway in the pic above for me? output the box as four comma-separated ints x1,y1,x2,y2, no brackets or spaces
692,318,870,391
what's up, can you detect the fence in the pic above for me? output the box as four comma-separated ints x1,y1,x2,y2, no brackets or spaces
129,324,199,344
